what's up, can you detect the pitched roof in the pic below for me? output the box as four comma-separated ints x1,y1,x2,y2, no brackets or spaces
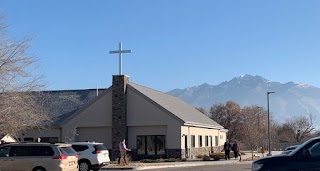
128,82,224,129
34,89,106,126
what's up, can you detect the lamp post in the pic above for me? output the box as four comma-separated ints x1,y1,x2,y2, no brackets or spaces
256,106,263,156
267,91,275,156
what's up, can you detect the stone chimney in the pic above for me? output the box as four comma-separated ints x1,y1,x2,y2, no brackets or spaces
111,75,129,160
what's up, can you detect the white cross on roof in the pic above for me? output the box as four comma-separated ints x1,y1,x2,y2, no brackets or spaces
109,42,132,75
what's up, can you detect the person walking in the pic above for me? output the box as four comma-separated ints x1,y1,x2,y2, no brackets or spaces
232,143,239,159
118,138,131,165
224,139,231,160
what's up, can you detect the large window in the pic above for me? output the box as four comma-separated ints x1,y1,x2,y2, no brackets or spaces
199,136,202,147
205,136,209,147
191,135,195,147
23,137,33,142
215,136,218,146
40,137,58,143
137,135,165,155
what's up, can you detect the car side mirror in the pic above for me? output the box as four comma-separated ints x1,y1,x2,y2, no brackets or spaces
302,149,311,158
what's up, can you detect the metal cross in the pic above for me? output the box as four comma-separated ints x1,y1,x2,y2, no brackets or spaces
109,42,132,75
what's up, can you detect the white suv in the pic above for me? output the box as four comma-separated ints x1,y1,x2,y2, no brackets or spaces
71,142,110,171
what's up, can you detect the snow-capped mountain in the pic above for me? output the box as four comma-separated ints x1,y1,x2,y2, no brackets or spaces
167,74,320,123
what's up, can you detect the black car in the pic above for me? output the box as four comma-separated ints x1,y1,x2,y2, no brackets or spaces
252,137,320,171
281,144,300,154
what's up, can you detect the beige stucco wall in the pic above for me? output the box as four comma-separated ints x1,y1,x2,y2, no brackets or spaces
77,127,112,148
62,91,112,144
127,88,183,149
18,128,61,141
0,135,17,143
181,126,227,149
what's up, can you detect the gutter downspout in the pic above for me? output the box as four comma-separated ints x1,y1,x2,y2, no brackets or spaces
218,129,221,152
188,126,190,159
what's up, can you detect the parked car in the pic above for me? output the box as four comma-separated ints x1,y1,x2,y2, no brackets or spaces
0,142,78,171
282,144,300,154
71,142,110,171
252,136,320,171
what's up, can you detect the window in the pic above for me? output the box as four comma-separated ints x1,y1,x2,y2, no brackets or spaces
8,146,55,157
137,136,146,155
309,142,320,157
33,146,55,156
94,145,107,151
136,135,165,155
147,136,155,155
205,136,209,147
199,136,203,147
191,135,195,147
215,136,219,146
59,147,76,156
0,146,11,157
156,136,165,155
72,145,89,152
40,137,58,143
24,137,33,142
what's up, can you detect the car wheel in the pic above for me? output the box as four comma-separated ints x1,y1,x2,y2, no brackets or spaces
79,160,91,171
32,167,46,171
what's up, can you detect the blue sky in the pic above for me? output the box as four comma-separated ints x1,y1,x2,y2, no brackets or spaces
1,1,319,92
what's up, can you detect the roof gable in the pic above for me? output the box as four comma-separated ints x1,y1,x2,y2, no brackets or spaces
128,82,224,129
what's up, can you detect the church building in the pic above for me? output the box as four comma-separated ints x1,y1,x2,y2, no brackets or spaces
21,75,227,159
20,43,227,159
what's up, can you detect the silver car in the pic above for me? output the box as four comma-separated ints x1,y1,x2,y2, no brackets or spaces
0,143,78,171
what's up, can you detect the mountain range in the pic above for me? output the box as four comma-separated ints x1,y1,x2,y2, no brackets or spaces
167,74,320,124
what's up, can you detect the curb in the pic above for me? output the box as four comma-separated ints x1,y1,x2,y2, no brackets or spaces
101,168,136,170
101,160,253,170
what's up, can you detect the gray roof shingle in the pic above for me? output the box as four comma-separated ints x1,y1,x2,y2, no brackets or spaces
128,82,224,129
33,89,106,126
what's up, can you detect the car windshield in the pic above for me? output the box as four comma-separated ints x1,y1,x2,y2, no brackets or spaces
59,147,77,156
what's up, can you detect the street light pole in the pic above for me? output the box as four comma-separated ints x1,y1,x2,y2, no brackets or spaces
267,91,275,156
256,106,263,156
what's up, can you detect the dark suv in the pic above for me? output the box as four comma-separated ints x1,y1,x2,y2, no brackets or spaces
252,137,320,171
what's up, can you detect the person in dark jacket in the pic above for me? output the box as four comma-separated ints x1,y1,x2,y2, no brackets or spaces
232,143,239,159
224,139,231,160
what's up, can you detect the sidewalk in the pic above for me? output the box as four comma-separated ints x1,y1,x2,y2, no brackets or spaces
101,153,254,170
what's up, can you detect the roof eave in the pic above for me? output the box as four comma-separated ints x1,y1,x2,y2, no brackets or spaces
184,121,225,130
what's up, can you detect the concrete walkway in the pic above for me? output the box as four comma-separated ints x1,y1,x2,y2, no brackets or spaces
101,151,283,170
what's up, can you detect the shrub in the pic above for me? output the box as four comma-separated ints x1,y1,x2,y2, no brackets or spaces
165,158,178,162
210,153,224,161
202,155,210,161
196,154,204,159
140,159,157,163
140,158,179,163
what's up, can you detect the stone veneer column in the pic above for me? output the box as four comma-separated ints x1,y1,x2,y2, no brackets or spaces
112,75,129,160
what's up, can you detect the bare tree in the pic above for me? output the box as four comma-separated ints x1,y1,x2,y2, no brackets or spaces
195,107,208,116
293,113,315,143
210,101,242,142
0,15,50,135
273,113,316,144
240,105,267,159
